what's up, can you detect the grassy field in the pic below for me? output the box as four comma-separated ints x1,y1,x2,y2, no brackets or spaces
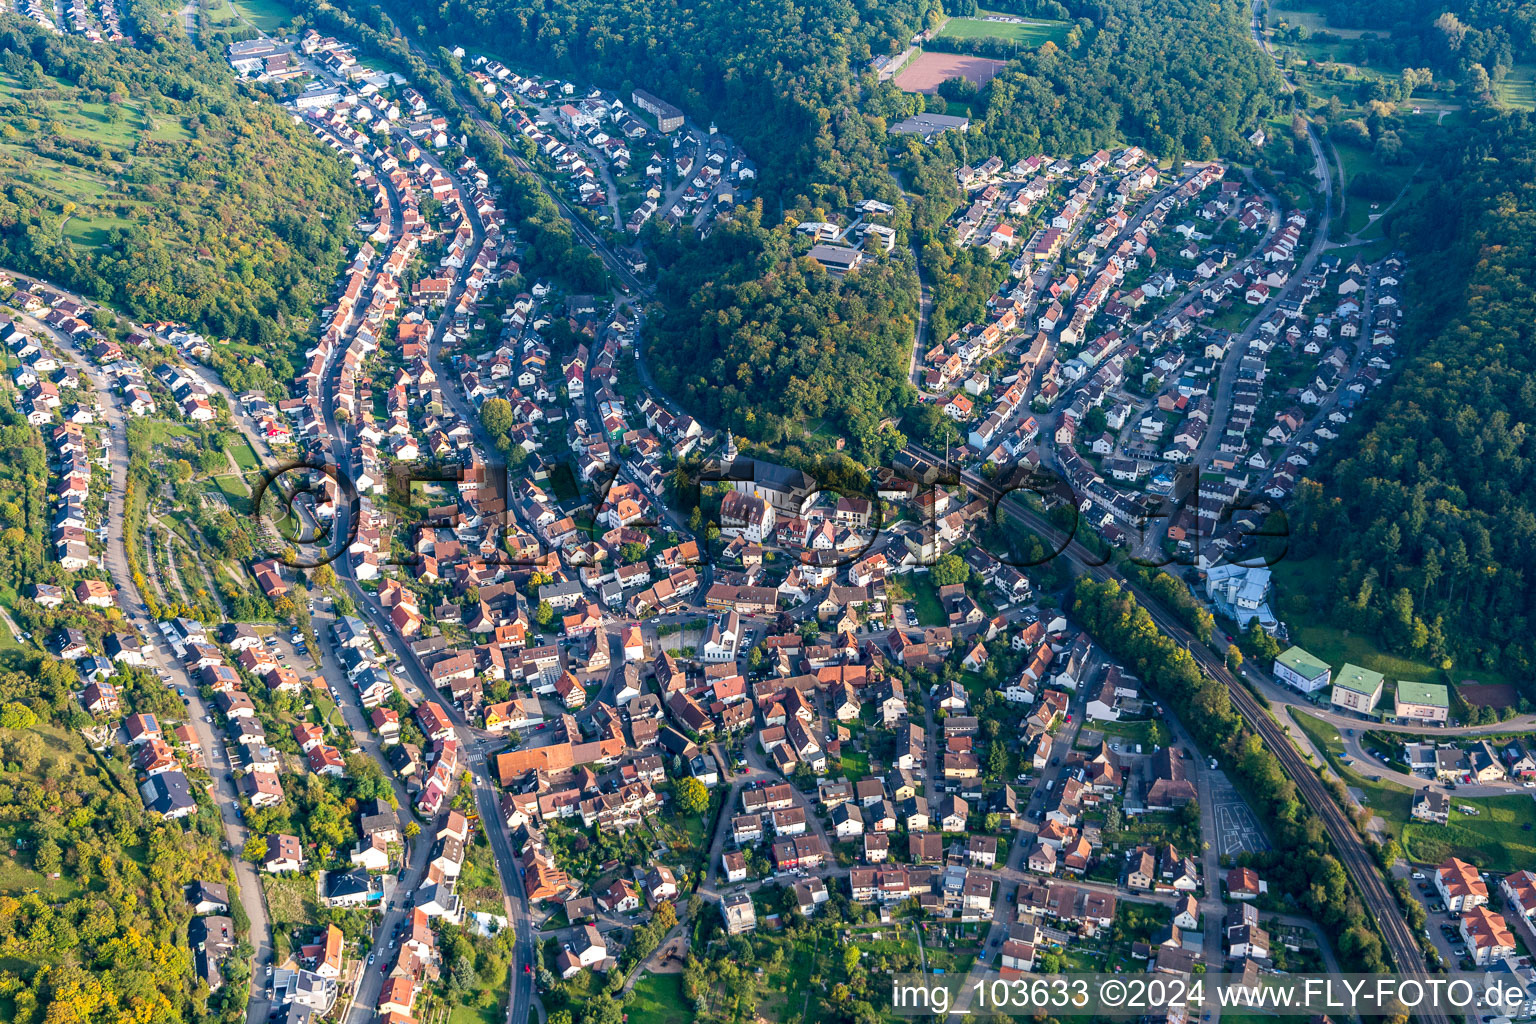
63,214,137,249
839,745,871,777
937,12,1071,46
230,0,294,30
0,723,109,901
897,574,947,627
263,872,322,959
1269,6,1373,37
213,474,252,512
1292,710,1414,835
1334,138,1418,231
1496,64,1536,110
1403,795,1536,873
200,0,245,32
626,973,691,1024
1093,718,1168,747
1266,6,1383,67
1263,5,1419,76
1328,236,1399,269
230,437,263,471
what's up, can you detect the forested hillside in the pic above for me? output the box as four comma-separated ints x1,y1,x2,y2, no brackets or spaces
1291,0,1535,79
1288,106,1536,673
0,7,364,393
974,0,1279,163
0,652,242,1024
648,204,919,463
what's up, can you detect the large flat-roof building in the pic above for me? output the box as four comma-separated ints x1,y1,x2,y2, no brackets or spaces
631,89,684,132
807,243,868,275
1273,646,1330,695
1330,663,1384,714
890,112,971,142
1393,680,1449,723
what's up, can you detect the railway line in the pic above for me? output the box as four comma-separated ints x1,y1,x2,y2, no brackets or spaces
901,442,1451,1024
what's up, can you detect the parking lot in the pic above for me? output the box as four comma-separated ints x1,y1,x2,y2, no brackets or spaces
1407,870,1470,969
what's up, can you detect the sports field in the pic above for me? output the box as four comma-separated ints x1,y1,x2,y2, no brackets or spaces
894,52,1007,93
1268,6,1372,37
1495,64,1536,110
937,12,1071,45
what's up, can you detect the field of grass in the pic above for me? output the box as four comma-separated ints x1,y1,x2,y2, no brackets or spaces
143,421,198,447
0,723,109,901
62,214,138,249
311,691,344,730
200,0,244,31
1403,795,1536,873
1266,6,1387,68
213,474,252,512
263,872,322,957
1334,139,1418,229
230,437,263,471
937,11,1071,46
1,72,189,150
1328,236,1399,269
1496,64,1536,110
626,973,691,1024
1093,718,1168,747
1268,6,1373,37
839,745,871,778
902,574,947,627
230,0,294,30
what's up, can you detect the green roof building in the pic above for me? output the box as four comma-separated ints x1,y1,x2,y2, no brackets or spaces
1330,663,1385,714
1273,646,1331,694
1394,680,1449,723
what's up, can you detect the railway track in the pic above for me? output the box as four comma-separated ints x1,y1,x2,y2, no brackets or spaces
901,443,1450,1023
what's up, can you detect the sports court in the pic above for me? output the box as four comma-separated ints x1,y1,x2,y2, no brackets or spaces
1212,779,1270,856
894,52,1007,94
